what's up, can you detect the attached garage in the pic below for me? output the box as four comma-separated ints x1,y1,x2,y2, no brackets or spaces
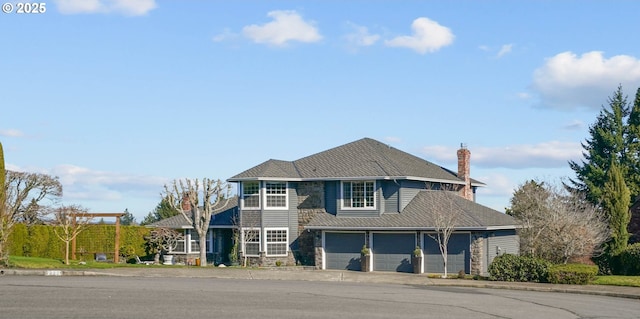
372,233,415,273
324,232,366,270
423,233,470,274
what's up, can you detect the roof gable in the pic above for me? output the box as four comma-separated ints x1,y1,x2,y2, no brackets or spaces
229,137,475,184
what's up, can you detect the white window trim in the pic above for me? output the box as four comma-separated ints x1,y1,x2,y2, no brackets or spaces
241,181,261,209
340,180,377,210
264,227,289,257
242,227,261,257
264,181,289,210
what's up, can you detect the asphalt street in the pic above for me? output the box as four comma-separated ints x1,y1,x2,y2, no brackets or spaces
0,268,640,319
2,275,640,319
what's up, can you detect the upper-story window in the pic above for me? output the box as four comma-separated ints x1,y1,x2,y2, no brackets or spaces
242,181,260,209
265,181,288,209
342,181,376,209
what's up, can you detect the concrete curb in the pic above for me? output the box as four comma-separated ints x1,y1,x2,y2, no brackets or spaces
2,267,639,300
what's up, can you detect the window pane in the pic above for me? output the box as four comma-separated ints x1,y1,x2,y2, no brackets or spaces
267,243,287,255
266,229,287,256
243,182,260,208
343,181,374,208
365,182,374,207
266,182,287,208
245,243,259,256
343,182,352,207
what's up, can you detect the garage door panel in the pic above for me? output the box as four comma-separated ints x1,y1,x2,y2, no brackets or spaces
373,233,415,273
325,232,365,271
423,233,470,274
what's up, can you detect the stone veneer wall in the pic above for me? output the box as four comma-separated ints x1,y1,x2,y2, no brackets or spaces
470,234,484,275
296,181,326,267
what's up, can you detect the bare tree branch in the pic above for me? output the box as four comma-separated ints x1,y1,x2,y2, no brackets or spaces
52,205,93,265
162,178,232,267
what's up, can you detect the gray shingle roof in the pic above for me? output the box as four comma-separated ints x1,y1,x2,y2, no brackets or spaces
148,197,239,229
305,190,517,230
229,138,483,185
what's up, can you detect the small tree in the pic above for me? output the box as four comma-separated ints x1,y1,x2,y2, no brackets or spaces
426,190,460,278
145,227,184,264
52,205,94,265
163,178,231,267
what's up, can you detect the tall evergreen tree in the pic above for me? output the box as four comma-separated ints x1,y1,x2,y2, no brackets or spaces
569,86,630,204
601,161,631,256
625,87,640,200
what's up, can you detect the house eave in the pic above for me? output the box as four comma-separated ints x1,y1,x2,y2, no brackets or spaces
228,175,471,185
303,225,519,231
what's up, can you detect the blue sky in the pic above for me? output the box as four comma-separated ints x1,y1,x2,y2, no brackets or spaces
2,1,640,221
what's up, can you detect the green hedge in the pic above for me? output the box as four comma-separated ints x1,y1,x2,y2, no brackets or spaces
617,243,640,275
488,254,551,283
547,264,598,285
8,224,151,261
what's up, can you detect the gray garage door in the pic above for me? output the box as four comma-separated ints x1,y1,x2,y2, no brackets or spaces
372,233,415,273
423,233,470,274
325,232,366,270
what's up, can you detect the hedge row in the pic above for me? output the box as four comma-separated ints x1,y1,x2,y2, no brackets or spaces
615,243,640,276
547,264,598,285
488,254,599,285
7,224,151,261
488,254,551,283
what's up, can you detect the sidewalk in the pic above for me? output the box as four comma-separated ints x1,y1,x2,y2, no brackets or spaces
3,266,640,299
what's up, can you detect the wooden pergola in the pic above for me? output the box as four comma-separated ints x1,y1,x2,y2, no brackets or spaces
71,212,125,263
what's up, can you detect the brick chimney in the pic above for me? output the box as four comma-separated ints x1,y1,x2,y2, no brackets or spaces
181,193,191,211
457,144,473,201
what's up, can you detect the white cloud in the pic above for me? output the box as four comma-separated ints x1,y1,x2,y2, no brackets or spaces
7,164,167,204
344,22,380,48
242,10,322,46
55,0,156,16
0,129,24,137
531,51,640,109
385,17,454,54
421,141,583,169
497,44,513,58
475,173,517,197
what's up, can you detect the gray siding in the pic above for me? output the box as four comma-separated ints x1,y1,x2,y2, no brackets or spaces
487,230,519,266
382,180,399,214
399,180,425,211
261,184,298,245
288,184,299,241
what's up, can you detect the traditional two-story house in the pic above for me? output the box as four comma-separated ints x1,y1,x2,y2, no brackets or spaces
227,138,519,275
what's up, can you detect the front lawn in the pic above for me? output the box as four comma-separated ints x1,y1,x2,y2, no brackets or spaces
593,276,640,287
6,256,163,269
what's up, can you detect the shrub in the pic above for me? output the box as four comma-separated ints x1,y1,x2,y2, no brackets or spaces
547,264,598,285
488,254,551,282
617,243,640,275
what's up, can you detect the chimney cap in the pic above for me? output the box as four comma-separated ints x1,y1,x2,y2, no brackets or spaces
460,143,467,149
